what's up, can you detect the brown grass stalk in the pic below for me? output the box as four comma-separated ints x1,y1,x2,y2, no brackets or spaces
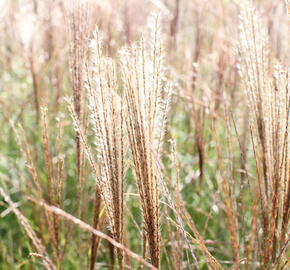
0,188,55,270
120,15,172,268
30,198,157,270
67,0,89,201
41,107,59,258
238,1,290,267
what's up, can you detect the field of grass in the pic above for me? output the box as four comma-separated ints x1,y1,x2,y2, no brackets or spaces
0,0,289,269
